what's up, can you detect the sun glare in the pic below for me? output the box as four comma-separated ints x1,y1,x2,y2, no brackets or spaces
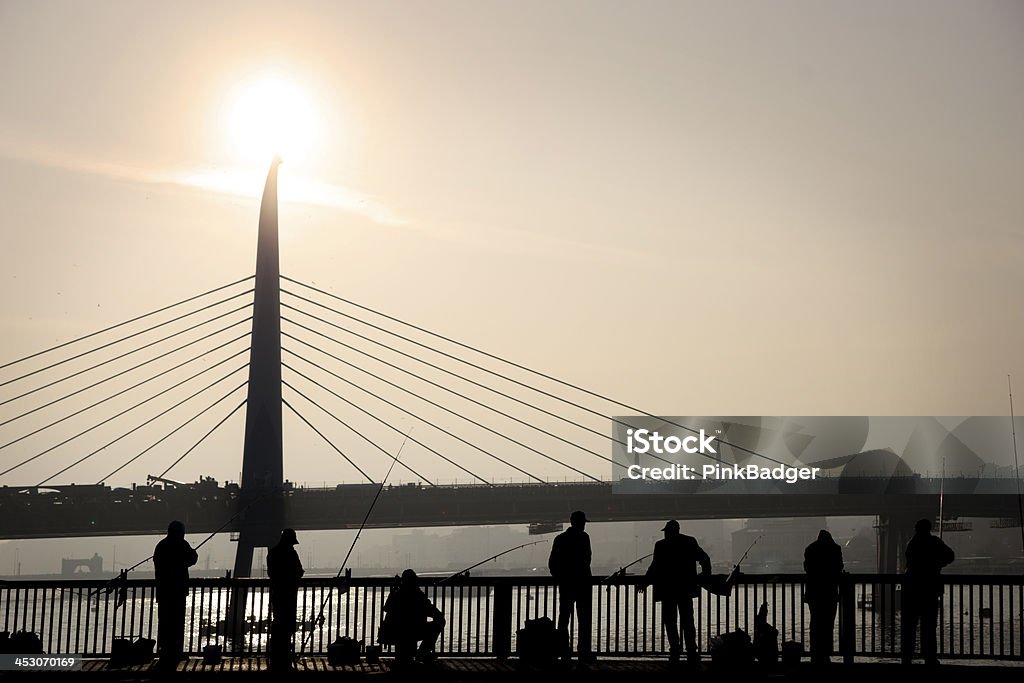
228,75,318,165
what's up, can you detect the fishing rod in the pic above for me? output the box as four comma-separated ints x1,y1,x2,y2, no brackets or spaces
1010,376,1024,554
87,491,270,599
686,534,763,598
601,553,653,584
439,541,545,584
736,534,762,568
301,431,410,650
728,534,763,579
938,457,946,541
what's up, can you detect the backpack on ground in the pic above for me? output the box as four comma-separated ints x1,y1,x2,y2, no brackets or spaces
516,616,564,666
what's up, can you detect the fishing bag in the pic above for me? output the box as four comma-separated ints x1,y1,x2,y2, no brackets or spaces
1,631,43,654
327,636,363,666
781,641,804,667
202,644,222,665
109,637,154,666
710,629,754,666
516,617,564,666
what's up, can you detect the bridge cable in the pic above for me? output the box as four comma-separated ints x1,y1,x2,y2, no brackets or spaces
0,308,254,409
283,382,434,485
300,431,411,653
159,400,247,479
284,356,542,484
282,319,697,478
283,332,603,481
281,282,788,469
0,275,253,372
281,308,632,453
34,365,249,485
98,383,248,482
283,322,625,467
282,399,374,484
0,356,248,478
283,363,497,484
280,299,618,448
282,304,691,474
0,336,251,451
0,323,251,430
0,287,254,389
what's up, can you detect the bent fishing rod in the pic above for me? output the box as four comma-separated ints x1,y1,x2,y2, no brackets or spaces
301,432,410,650
440,541,545,584
601,553,653,584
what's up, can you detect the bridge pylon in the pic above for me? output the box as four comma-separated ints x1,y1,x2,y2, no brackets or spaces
232,158,286,578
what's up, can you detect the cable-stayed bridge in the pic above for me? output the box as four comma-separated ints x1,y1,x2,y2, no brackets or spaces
0,162,1018,577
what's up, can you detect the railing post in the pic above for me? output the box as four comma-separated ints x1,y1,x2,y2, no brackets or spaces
492,583,514,659
839,573,855,664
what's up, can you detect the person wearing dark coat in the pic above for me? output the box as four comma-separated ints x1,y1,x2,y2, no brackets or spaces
153,520,198,670
378,569,445,664
902,519,954,665
637,520,711,663
267,528,304,669
803,529,844,664
548,510,593,663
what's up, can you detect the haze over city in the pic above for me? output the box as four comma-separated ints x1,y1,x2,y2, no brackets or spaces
1,2,1023,578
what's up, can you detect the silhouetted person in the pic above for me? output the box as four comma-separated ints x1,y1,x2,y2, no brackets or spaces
267,528,304,670
549,510,593,663
902,519,954,665
153,520,198,671
803,529,844,664
378,569,445,665
637,520,710,664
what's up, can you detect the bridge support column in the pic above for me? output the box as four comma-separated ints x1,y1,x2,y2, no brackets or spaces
226,158,286,647
874,507,927,651
838,574,855,663
877,510,926,574
492,583,514,660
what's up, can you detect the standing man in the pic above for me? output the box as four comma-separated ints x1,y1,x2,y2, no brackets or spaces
267,528,304,670
803,529,844,664
637,520,711,664
153,520,198,671
902,519,954,665
548,510,593,663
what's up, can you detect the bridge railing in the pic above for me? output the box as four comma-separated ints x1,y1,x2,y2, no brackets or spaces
2,574,1022,661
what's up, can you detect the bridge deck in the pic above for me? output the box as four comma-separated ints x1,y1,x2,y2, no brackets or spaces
4,479,1019,539
61,657,1024,680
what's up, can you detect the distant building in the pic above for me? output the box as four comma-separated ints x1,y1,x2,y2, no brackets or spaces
62,552,103,576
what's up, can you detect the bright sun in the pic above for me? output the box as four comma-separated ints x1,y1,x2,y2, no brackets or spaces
228,76,318,165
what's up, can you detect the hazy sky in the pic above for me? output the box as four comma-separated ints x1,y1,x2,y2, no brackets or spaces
1,1,1023,487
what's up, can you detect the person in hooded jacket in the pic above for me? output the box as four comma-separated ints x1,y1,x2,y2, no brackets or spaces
267,528,304,669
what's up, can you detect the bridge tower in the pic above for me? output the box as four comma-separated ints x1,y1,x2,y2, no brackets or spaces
232,158,286,580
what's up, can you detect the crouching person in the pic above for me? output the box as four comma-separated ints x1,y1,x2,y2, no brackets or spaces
378,569,445,665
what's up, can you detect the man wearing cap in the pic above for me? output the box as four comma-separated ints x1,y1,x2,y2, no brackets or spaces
267,528,305,670
548,510,593,663
638,520,711,664
153,520,199,670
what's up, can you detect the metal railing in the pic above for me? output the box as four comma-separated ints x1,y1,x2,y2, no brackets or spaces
2,574,1021,661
